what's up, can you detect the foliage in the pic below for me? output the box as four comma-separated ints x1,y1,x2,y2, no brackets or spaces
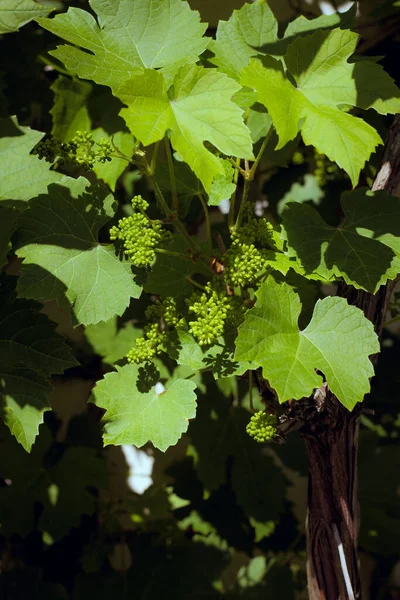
0,0,400,598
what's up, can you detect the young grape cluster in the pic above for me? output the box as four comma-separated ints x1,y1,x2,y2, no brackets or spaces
314,151,338,186
187,283,233,346
126,323,167,364
109,196,171,268
246,411,278,443
33,130,113,169
224,218,274,288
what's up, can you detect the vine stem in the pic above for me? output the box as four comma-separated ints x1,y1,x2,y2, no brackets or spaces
228,157,240,231
197,193,212,251
234,127,273,230
164,137,178,213
155,248,194,261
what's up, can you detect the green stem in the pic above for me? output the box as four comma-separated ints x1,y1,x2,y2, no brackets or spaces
155,248,194,261
234,128,273,230
186,275,207,291
144,162,200,254
383,313,400,327
150,141,160,174
226,156,248,177
249,370,254,413
248,126,273,180
228,158,240,231
164,137,178,213
198,193,212,252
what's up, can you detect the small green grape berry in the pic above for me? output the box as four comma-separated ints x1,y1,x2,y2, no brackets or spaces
292,150,304,165
246,411,277,443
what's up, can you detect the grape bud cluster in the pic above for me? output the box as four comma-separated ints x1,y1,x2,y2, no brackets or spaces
187,283,232,346
126,323,167,364
109,196,171,268
314,151,337,186
33,131,113,169
224,218,274,288
246,411,277,443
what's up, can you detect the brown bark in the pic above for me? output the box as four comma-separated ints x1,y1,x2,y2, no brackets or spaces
304,115,400,600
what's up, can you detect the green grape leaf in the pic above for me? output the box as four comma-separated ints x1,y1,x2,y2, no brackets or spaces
175,329,253,379
92,128,134,191
38,0,208,92
283,188,400,292
209,0,345,80
208,159,236,206
0,206,17,267
85,317,142,365
247,110,272,144
0,274,78,375
209,0,277,80
50,75,92,142
14,177,141,325
0,366,51,452
144,235,208,297
91,364,197,452
0,117,62,207
117,65,254,191
0,0,53,34
234,277,379,409
189,397,286,521
241,27,400,185
277,174,323,215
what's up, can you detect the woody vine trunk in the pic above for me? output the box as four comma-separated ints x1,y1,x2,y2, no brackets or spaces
303,116,400,600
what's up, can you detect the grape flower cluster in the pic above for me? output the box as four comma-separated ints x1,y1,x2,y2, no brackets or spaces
224,218,274,288
314,151,338,186
246,411,278,443
126,323,167,364
109,196,171,268
33,130,113,169
187,283,233,346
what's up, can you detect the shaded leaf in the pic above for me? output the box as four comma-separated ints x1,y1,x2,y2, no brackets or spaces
14,177,141,325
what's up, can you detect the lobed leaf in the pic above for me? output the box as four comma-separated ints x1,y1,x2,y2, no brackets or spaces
117,66,254,191
37,0,208,92
92,364,197,451
0,117,62,207
14,177,141,325
235,277,379,409
283,188,400,292
241,28,400,185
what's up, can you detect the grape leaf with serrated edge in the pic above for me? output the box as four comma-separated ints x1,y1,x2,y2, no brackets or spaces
282,188,400,292
241,28,400,185
91,364,197,451
209,0,345,81
0,117,62,207
37,0,208,92
117,66,254,192
0,0,53,34
234,277,379,409
0,367,51,453
0,274,77,450
14,176,141,325
0,274,78,375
